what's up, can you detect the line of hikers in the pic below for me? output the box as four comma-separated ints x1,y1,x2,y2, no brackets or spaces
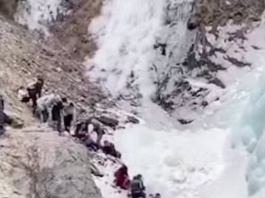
16,76,122,158
14,76,162,198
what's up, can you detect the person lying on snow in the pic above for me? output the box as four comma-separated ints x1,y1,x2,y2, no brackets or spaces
129,174,146,198
102,140,121,158
27,76,44,113
114,165,130,190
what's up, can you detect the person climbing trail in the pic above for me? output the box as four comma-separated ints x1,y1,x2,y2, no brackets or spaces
114,165,130,190
62,98,75,133
36,94,61,123
130,174,146,198
27,76,44,113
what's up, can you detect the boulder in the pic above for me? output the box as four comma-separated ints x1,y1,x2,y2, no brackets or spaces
0,128,102,198
126,115,140,124
97,115,119,128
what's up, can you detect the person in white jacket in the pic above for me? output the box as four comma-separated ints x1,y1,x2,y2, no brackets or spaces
36,94,61,123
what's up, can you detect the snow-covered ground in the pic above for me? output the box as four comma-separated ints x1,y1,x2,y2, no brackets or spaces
88,1,265,198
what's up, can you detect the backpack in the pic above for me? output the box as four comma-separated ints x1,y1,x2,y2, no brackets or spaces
131,179,143,193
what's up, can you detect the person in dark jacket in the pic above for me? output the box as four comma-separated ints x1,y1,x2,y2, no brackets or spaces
102,140,121,158
114,165,130,190
27,77,44,113
130,175,146,198
0,94,5,136
74,120,89,140
51,99,64,134
62,98,75,132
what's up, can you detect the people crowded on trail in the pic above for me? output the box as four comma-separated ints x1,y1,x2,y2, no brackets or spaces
15,76,157,198
114,164,130,190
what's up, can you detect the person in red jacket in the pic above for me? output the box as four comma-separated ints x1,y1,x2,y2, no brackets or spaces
114,165,130,190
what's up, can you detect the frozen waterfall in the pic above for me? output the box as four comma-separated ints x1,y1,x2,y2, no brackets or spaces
88,0,195,106
88,0,265,198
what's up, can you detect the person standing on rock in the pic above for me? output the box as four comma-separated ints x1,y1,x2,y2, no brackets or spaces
0,94,5,136
27,76,44,113
62,98,75,133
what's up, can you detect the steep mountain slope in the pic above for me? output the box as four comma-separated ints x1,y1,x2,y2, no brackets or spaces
0,14,107,198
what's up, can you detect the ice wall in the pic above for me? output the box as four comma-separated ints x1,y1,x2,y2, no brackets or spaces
235,68,265,198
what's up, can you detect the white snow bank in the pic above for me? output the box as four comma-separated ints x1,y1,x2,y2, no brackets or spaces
115,124,229,198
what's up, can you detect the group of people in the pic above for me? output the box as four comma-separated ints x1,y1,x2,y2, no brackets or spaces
114,164,162,198
17,76,121,157
16,76,162,198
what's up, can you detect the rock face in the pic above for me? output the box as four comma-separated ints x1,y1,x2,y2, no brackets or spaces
0,0,19,18
50,0,103,60
0,14,113,116
0,128,102,198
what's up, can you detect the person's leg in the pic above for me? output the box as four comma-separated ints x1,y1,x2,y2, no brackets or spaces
96,132,103,146
57,118,62,134
64,115,72,132
43,109,49,123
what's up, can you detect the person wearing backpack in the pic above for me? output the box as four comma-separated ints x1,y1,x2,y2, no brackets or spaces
130,174,146,198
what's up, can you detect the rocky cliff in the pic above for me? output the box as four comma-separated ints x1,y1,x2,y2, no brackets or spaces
0,9,107,198
0,129,102,198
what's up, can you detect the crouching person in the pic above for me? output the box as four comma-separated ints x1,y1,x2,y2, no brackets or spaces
102,140,121,158
88,117,107,146
114,165,130,190
36,94,61,123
